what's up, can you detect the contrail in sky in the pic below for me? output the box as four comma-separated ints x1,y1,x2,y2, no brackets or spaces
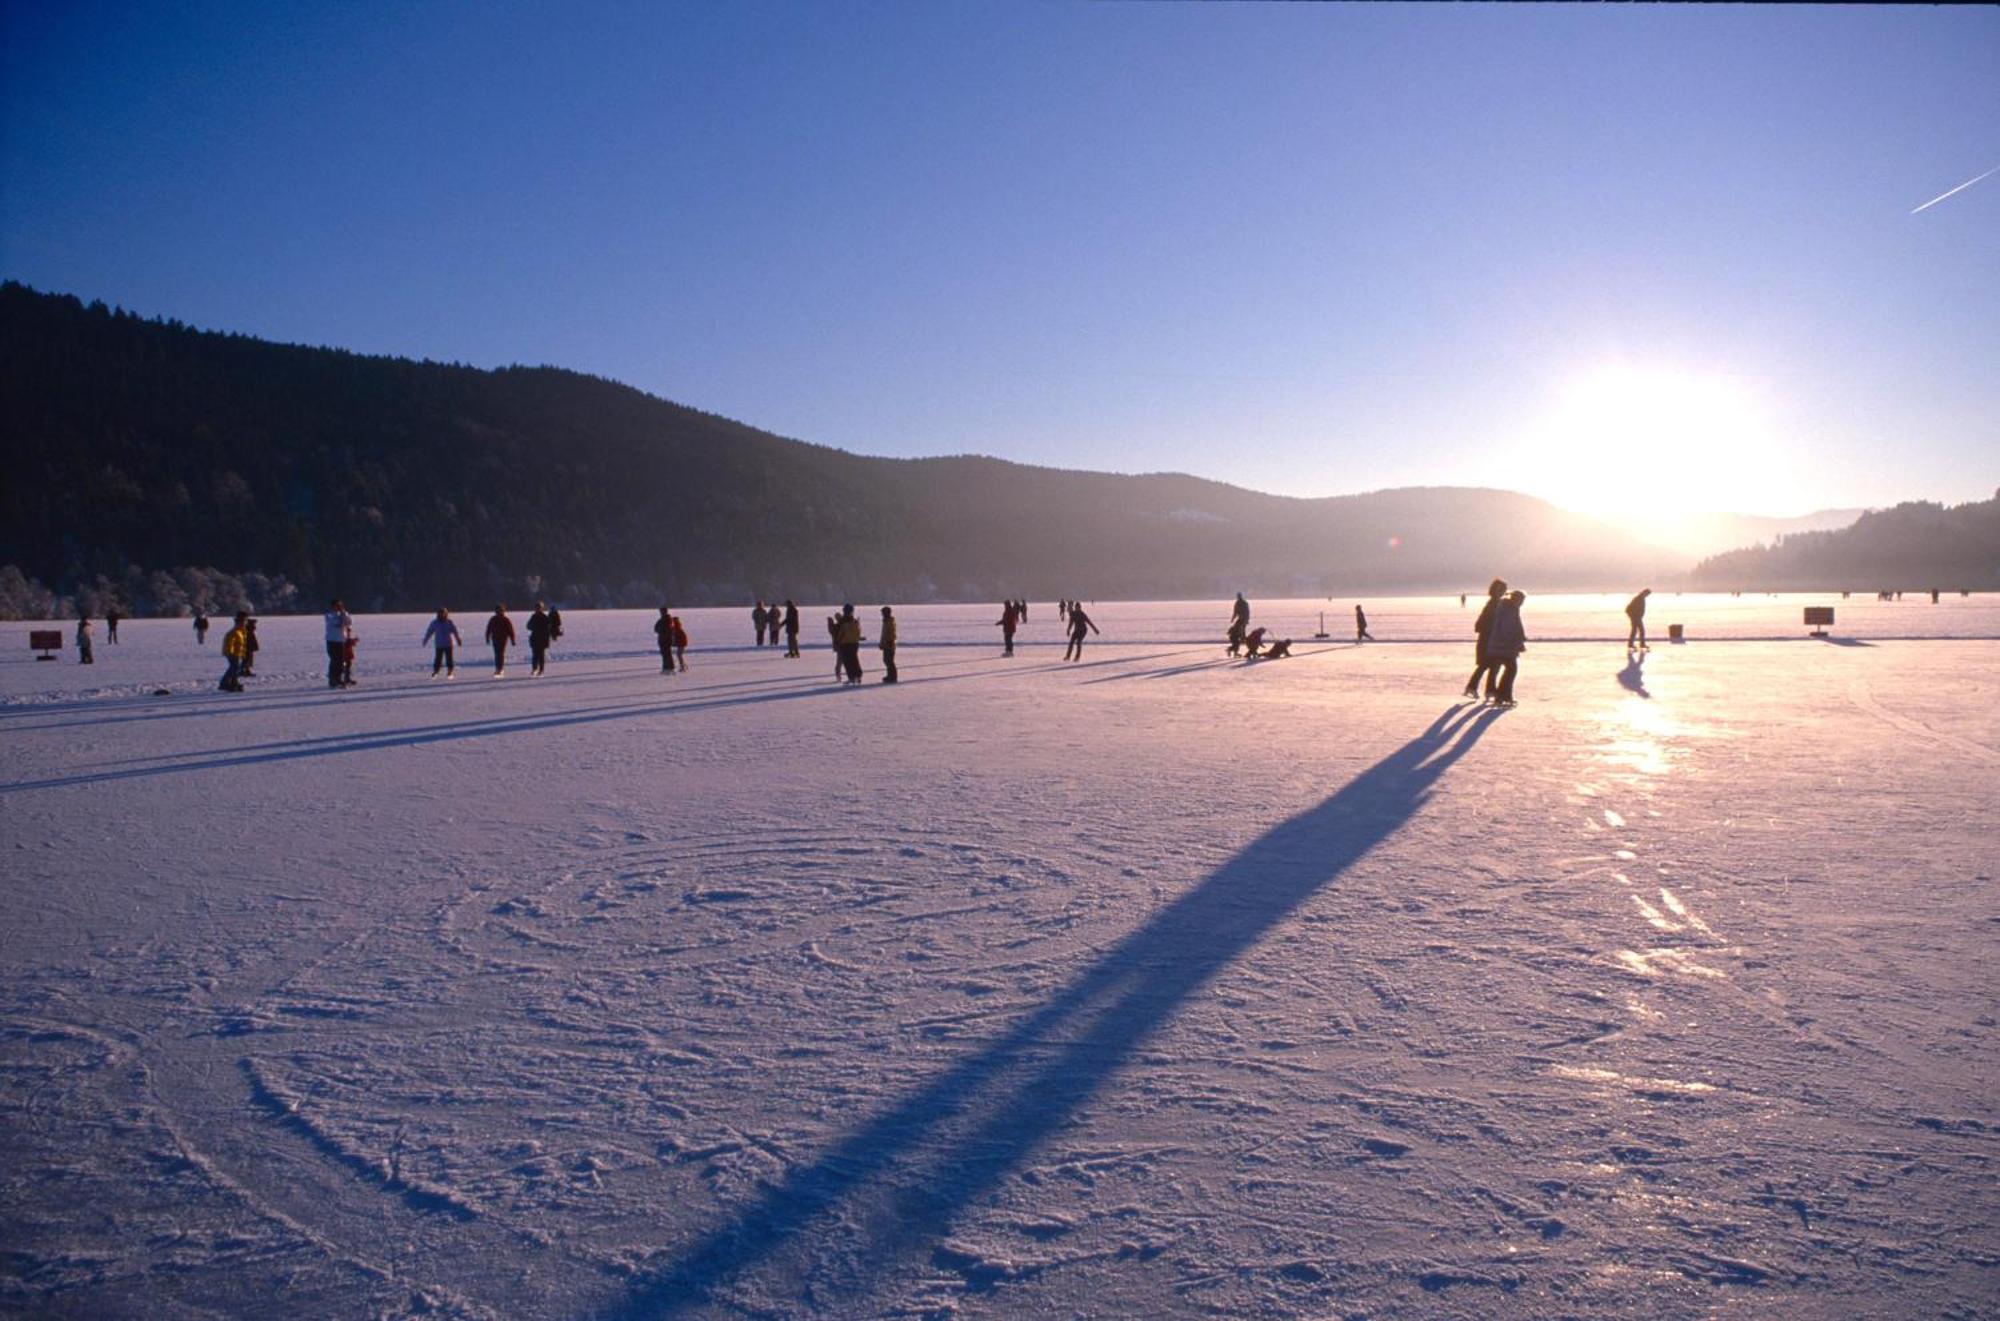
1909,164,1999,215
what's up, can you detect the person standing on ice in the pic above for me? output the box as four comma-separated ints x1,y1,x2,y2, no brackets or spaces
1355,604,1374,643
834,604,865,684
752,601,769,647
996,601,1019,657
323,598,354,690
664,604,688,676
1487,590,1528,707
671,614,689,672
1463,578,1507,700
242,617,261,676
484,605,516,677
878,606,899,684
218,612,249,690
526,602,555,676
422,608,461,678
782,599,801,657
193,611,209,645
1064,604,1099,662
1624,588,1651,650
105,607,121,643
75,617,95,664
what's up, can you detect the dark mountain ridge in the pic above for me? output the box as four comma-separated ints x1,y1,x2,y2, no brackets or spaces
3,281,1690,611
1691,494,2000,592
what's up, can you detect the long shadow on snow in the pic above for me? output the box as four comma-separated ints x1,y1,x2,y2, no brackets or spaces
1084,643,1357,684
608,701,1503,1319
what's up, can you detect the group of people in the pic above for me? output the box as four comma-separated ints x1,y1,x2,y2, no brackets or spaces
1465,579,1529,706
749,600,803,656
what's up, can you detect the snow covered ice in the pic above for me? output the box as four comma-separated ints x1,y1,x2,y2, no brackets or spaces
2,597,1996,1318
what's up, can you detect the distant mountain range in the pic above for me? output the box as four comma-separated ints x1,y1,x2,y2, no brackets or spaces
1691,495,2000,592
1625,508,1868,561
1,282,1987,611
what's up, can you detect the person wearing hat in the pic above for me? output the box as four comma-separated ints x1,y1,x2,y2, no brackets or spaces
219,612,250,692
834,604,865,684
878,606,899,684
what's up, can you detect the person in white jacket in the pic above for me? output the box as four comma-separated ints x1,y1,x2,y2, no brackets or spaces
323,599,355,689
422,608,462,678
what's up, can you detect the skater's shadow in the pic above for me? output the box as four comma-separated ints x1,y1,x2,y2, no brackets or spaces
608,703,1503,1319
1616,654,1650,698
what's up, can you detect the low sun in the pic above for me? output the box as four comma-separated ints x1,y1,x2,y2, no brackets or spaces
1517,365,1790,519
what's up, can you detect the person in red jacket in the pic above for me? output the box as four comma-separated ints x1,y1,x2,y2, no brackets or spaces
995,601,1019,657
670,615,689,672
484,605,516,677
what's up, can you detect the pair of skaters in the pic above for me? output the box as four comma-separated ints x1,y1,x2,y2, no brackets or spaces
1465,578,1528,706
654,608,690,673
827,604,899,684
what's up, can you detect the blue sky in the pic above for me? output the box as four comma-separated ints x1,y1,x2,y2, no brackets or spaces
4,2,1994,515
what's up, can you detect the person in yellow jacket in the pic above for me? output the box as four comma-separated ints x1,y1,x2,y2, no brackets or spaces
218,612,250,692
833,604,865,685
878,606,899,684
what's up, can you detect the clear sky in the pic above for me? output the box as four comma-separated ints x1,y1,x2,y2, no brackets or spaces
4,2,1995,517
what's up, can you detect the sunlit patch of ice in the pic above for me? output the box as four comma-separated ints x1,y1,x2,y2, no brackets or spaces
1550,1064,1715,1094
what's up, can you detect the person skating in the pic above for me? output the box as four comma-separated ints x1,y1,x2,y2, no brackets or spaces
783,600,801,657
75,617,94,664
671,614,689,672
834,604,865,684
996,601,1019,657
1464,578,1506,699
105,608,121,643
485,605,516,676
878,606,899,684
219,613,249,691
664,604,688,676
1355,604,1374,643
1064,604,1099,661
193,612,210,646
1487,590,1528,706
422,608,461,678
1624,588,1651,650
548,607,563,648
323,599,354,689
241,618,260,676
341,630,358,687
752,602,769,648
526,602,555,676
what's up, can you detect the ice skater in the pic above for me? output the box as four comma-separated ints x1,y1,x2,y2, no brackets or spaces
752,601,769,647
324,598,354,689
193,612,209,645
1464,578,1506,700
783,599,801,657
834,604,865,684
105,608,121,643
878,605,899,683
75,617,94,664
241,618,260,676
1227,592,1250,655
996,601,1019,657
527,602,555,676
1355,604,1373,643
485,604,515,676
1487,590,1528,706
1624,588,1651,650
654,606,676,674
1064,605,1099,661
671,614,689,672
218,613,249,691
422,608,460,677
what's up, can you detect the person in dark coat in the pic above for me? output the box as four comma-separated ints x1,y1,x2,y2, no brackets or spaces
1355,604,1373,643
193,612,210,645
484,605,515,676
105,608,121,643
75,618,94,664
1625,588,1651,650
783,600,801,657
996,601,1019,657
1226,593,1250,655
1064,605,1099,662
654,606,676,675
242,618,260,676
752,602,769,647
834,605,864,684
878,606,899,683
526,602,554,676
1487,591,1528,706
1464,578,1507,700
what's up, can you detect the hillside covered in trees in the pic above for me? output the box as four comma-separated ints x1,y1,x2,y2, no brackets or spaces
1691,495,2000,592
1,281,1692,615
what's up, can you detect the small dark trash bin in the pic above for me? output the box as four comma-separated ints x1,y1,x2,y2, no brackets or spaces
1668,624,1684,643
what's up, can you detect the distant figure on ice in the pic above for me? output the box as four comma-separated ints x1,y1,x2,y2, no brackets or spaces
996,601,1020,657
654,607,676,674
527,602,555,676
878,606,899,683
671,614,689,672
1263,637,1293,659
485,605,516,676
1064,605,1099,661
783,599,801,657
548,606,563,647
241,618,260,676
1464,578,1507,700
1355,605,1373,643
105,608,121,643
75,617,94,664
1460,593,1467,607
752,601,769,647
219,613,249,691
1487,590,1528,707
1228,592,1251,655
826,613,842,677
423,608,461,678
193,611,210,645
324,599,354,689
1242,626,1267,658
1624,588,1651,650
834,604,865,684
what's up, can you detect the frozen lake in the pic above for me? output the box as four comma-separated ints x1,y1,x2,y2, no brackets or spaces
2,600,1995,1317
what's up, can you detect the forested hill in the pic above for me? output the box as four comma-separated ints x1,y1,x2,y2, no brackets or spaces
2,282,1682,612
1690,495,2000,592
